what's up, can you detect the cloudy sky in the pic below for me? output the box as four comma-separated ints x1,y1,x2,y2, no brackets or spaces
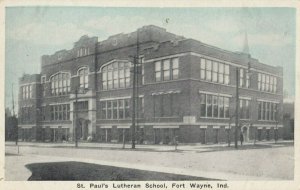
5,7,296,110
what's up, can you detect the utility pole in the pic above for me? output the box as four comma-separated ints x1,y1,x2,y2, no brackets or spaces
235,68,240,149
131,29,140,149
131,55,136,149
74,89,78,148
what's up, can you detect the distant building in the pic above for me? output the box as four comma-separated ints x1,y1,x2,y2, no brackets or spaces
18,25,283,144
5,107,17,141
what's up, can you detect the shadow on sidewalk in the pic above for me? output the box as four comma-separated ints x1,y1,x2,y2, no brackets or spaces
26,161,219,181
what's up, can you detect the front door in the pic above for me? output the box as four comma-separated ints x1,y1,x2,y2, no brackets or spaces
200,128,206,144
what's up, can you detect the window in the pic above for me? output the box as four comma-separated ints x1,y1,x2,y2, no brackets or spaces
239,68,250,88
77,47,90,57
258,73,261,90
200,58,230,84
218,96,224,118
21,85,32,99
262,74,266,91
274,77,277,92
200,59,206,80
100,98,134,119
213,95,218,117
172,58,179,80
75,101,88,111
50,73,70,96
246,70,250,88
258,72,277,93
41,76,46,83
41,76,46,97
266,75,270,92
101,101,107,119
270,76,273,92
101,61,131,90
258,100,278,121
239,69,244,87
153,93,179,117
155,58,179,82
258,101,262,120
212,62,218,82
218,63,224,84
78,67,89,89
41,106,46,121
200,94,206,117
141,57,145,84
206,60,212,81
163,60,170,81
224,65,230,84
50,104,70,121
21,106,31,123
207,94,212,117
200,93,230,118
240,99,250,119
224,97,229,118
155,61,161,82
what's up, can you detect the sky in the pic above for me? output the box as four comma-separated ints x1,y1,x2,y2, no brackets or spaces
5,7,296,111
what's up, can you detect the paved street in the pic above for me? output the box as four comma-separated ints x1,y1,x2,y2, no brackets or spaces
5,141,294,181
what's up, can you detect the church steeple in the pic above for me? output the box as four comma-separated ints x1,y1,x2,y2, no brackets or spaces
243,30,250,54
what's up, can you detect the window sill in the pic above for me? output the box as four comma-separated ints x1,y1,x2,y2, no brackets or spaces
258,120,278,122
154,116,180,119
199,117,230,120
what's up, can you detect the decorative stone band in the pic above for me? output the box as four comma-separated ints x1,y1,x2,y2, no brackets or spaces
18,125,35,129
117,125,130,129
153,125,179,129
253,124,283,129
151,90,181,96
198,90,232,97
99,125,113,129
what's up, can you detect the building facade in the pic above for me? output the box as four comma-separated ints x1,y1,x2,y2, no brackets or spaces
18,25,284,144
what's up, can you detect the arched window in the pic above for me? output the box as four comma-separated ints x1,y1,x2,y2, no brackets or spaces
101,61,131,90
78,67,89,89
50,72,70,96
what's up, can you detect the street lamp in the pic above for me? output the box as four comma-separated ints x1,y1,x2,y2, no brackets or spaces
73,87,88,148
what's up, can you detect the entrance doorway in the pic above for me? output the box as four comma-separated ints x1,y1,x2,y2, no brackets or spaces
77,119,89,140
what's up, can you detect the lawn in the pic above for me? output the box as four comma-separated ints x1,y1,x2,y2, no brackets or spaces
26,161,217,181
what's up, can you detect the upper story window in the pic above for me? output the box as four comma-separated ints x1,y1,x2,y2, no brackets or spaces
239,68,250,88
101,61,131,90
77,47,90,57
21,85,32,100
258,73,277,93
140,57,145,84
155,57,179,82
41,76,46,97
200,58,229,85
50,72,70,96
78,67,89,89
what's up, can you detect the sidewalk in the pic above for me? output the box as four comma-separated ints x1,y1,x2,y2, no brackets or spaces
5,140,294,181
5,140,294,153
4,151,278,181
